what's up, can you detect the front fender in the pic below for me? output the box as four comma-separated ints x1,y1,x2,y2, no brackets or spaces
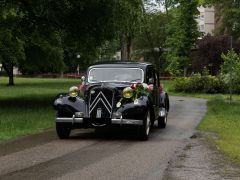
53,94,86,116
160,91,170,111
115,96,151,120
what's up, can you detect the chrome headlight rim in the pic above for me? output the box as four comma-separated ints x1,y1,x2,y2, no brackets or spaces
69,86,79,97
123,87,133,99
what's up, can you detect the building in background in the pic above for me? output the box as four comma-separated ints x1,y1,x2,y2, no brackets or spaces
0,64,21,75
197,6,215,36
112,51,121,61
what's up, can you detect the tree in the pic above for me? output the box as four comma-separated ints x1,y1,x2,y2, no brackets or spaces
0,3,25,85
0,0,144,85
117,0,142,60
221,49,240,93
133,12,169,72
202,0,240,39
191,35,240,75
165,0,200,76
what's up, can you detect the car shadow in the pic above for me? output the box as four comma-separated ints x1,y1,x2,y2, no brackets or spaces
68,125,163,141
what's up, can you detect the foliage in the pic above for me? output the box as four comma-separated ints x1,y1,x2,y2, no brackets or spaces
221,50,240,74
173,74,226,93
133,12,169,70
202,0,240,39
191,35,240,75
220,50,240,94
0,0,143,85
134,12,168,52
97,39,120,61
165,0,200,76
0,3,26,85
118,0,142,60
173,49,240,94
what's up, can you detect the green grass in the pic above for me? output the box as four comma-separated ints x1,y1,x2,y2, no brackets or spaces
162,80,240,165
198,97,240,164
0,77,79,142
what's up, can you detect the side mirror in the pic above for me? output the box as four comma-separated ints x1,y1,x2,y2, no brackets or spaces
148,78,154,84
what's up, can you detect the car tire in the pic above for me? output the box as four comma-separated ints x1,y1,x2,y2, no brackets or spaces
157,110,167,128
139,110,151,140
56,123,71,139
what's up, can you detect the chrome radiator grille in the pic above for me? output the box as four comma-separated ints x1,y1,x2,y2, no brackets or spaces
89,87,114,118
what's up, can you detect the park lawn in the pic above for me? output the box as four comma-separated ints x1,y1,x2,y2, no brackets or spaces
0,77,80,142
162,80,240,165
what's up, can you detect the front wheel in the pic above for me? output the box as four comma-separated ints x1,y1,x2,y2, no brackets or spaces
139,110,151,140
56,123,71,139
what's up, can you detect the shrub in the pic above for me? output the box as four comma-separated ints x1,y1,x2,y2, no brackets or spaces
221,73,240,94
173,74,226,93
220,50,240,94
173,77,191,92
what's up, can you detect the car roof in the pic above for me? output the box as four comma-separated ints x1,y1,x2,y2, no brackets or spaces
88,61,153,70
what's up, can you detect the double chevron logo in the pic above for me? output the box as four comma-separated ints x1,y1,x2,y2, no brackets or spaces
89,91,112,115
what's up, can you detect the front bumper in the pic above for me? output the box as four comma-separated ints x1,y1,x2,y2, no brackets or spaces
56,115,143,126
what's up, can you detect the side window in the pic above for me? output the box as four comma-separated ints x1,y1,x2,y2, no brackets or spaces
147,67,156,85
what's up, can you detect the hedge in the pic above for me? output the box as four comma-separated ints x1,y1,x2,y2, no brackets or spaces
172,74,240,94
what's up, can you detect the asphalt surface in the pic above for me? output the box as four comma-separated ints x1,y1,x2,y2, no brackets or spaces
0,96,207,180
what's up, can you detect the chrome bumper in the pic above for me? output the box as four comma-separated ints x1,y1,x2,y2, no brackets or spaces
111,119,143,125
56,116,143,126
56,117,83,123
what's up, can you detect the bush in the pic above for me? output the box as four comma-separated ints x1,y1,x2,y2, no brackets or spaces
173,74,226,93
220,50,240,94
222,73,240,94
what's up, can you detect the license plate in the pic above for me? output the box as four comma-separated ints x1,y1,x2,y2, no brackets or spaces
96,108,102,118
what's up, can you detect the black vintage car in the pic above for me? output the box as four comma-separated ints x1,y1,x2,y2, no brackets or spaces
53,62,169,140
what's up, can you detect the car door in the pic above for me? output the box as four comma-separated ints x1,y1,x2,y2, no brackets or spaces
146,66,160,117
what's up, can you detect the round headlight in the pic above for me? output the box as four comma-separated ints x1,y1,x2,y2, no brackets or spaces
123,87,133,99
69,86,79,97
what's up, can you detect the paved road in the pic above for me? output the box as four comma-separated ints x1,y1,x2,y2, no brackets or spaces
0,96,207,180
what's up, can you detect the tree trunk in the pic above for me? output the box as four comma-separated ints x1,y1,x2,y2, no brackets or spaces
9,68,14,86
126,35,132,60
2,62,14,86
121,34,128,61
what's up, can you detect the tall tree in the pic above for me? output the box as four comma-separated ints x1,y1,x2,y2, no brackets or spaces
133,11,169,72
117,0,142,60
165,0,200,76
0,2,25,85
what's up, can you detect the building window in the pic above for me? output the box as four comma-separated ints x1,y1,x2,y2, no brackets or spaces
200,25,205,31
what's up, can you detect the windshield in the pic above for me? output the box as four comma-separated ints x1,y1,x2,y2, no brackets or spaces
88,68,144,83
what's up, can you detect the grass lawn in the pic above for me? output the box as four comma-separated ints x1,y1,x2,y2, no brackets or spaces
0,77,80,142
198,97,240,164
162,80,240,165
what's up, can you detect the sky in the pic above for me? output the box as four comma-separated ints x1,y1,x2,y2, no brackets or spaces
144,0,164,12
